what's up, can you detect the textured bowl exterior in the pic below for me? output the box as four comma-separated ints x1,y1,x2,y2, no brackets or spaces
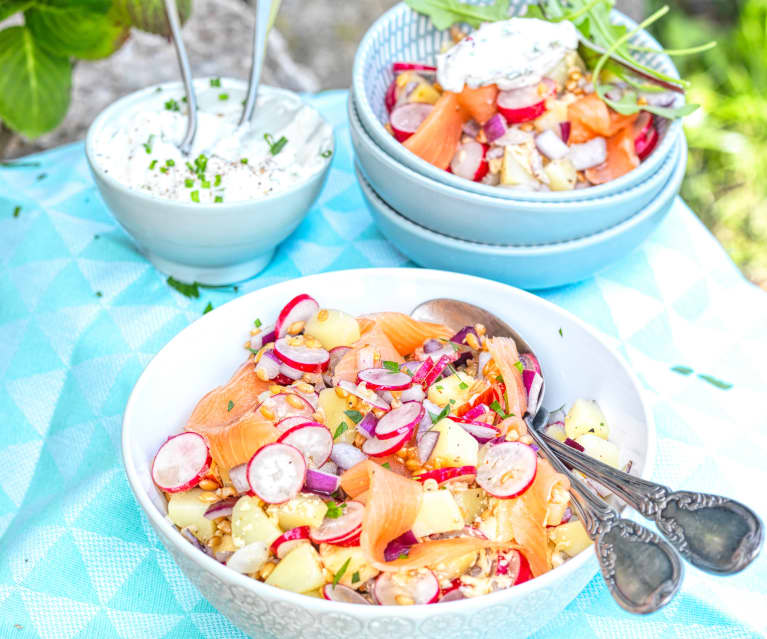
349,95,678,245
352,0,682,202
85,82,332,284
123,268,655,639
357,137,686,290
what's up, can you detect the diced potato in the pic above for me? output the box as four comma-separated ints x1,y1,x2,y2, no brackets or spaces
451,487,486,525
167,488,217,542
428,418,479,468
544,158,577,191
427,371,475,408
575,433,620,468
411,490,464,537
266,543,325,593
565,399,609,440
549,520,593,557
231,496,282,548
305,309,360,351
432,551,478,582
491,499,516,542
543,422,567,442
409,83,441,105
267,493,328,530
396,71,420,88
303,588,324,598
500,144,540,188
319,544,379,590
318,388,357,444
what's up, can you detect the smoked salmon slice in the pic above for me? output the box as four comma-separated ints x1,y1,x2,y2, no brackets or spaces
403,92,467,170
457,84,499,125
585,126,640,185
361,312,454,357
567,93,638,143
487,337,528,419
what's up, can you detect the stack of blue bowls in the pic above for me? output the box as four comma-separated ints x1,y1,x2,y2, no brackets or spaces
349,1,688,289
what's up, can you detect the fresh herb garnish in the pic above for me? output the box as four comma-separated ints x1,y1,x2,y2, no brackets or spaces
671,365,693,376
218,93,229,101
201,179,211,189
142,134,155,154
382,462,391,470
164,98,180,112
214,174,222,187
344,410,364,424
697,374,732,390
254,318,262,328
404,0,511,29
240,158,249,164
333,557,351,586
190,190,200,203
429,404,450,424
214,195,223,203
513,361,524,373
321,149,333,158
558,328,563,338
264,133,288,156
166,159,175,167
334,423,348,440
227,400,234,412
159,167,168,174
13,206,21,218
36,172,47,181
490,399,509,419
325,501,347,519
382,360,401,373
167,276,200,298
210,77,221,87
194,154,208,177
459,381,468,389
184,178,194,188
95,291,103,298
203,302,214,314
397,552,409,560
351,571,360,584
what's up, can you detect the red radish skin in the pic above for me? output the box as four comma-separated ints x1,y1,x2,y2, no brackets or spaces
276,294,320,338
151,432,211,493
449,140,489,182
497,86,546,124
337,380,390,410
274,337,329,373
374,401,424,440
422,354,450,388
310,501,365,544
362,426,412,457
634,113,658,160
393,62,437,74
270,526,311,558
390,103,434,142
515,552,534,585
414,466,477,485
385,78,398,113
246,442,307,504
278,422,333,468
477,441,538,498
275,415,313,435
357,368,413,391
374,570,440,605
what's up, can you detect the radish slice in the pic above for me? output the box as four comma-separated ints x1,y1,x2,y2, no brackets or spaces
461,403,489,422
204,496,238,519
276,294,320,338
257,392,314,422
411,358,433,384
494,548,522,582
362,426,412,457
414,465,477,485
393,62,437,74
358,368,412,391
337,380,390,410
247,443,306,504
374,570,440,605
310,501,364,544
390,103,434,142
400,384,425,403
477,442,538,498
497,86,546,123
278,422,333,468
385,78,398,113
274,337,329,373
422,354,450,388
255,350,281,380
515,552,533,584
305,468,340,494
375,401,424,439
454,420,499,443
249,324,276,350
417,429,439,464
450,140,489,182
270,526,311,559
323,583,371,604
151,432,211,493
331,442,368,470
438,588,466,603
275,415,313,435
634,113,658,160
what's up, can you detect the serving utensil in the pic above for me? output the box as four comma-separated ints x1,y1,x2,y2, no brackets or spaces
164,0,197,155
540,430,764,575
239,0,273,126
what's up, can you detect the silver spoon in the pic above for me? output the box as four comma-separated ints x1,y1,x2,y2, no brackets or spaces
239,0,273,126
539,429,764,575
164,0,198,155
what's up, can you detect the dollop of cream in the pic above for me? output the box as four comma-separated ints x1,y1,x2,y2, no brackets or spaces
437,18,579,93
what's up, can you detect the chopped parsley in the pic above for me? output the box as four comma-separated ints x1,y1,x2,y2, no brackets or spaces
166,159,175,167
214,195,223,203
214,174,222,187
164,98,180,111
558,328,563,337
382,462,391,470
671,365,693,376
264,133,288,156
203,302,213,314
435,385,444,392
344,410,364,424
325,501,347,519
382,360,401,373
429,404,450,424
184,178,194,188
159,167,168,174
36,172,47,181
490,400,509,419
254,318,262,328
459,381,468,390
149,159,158,170
95,291,103,298
351,571,360,584
240,158,248,164
194,154,208,176
333,423,348,440
218,93,229,101
190,190,200,203
210,77,221,87
13,205,21,218
398,552,409,560
227,400,234,412
495,375,503,383
142,134,155,154
321,149,333,158
167,276,200,298
201,179,211,189
514,361,524,373
333,557,351,586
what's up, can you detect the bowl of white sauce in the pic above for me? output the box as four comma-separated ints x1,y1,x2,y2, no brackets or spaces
86,78,334,284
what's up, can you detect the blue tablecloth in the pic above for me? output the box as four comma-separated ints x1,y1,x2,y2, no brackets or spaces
1,90,765,639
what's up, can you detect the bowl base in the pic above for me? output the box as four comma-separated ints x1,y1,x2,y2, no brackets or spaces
146,249,275,285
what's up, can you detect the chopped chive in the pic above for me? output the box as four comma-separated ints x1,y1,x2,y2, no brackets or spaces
149,159,158,170
142,134,155,154
697,374,732,390
201,179,211,189
203,302,213,314
240,158,248,164
214,174,222,187
325,501,346,519
190,190,200,203
513,361,524,373
332,557,351,586
558,328,563,337
671,365,694,376
210,77,221,87
184,178,194,188
264,133,288,156
254,318,262,328
490,400,508,419
166,159,175,167
382,462,391,469
218,93,229,101
459,381,468,390
321,149,333,158
227,400,234,412
164,98,180,111
12,205,21,218
351,571,360,584
214,195,223,203
159,167,168,174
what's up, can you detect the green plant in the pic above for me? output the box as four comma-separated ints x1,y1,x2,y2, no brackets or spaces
0,0,192,139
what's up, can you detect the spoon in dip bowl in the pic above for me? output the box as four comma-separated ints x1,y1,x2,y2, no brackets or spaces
239,0,273,126
164,0,198,155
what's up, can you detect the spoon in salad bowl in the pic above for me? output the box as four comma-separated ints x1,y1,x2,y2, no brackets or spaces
539,431,765,575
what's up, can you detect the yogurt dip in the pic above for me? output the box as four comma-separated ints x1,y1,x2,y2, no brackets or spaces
92,79,334,204
436,18,579,93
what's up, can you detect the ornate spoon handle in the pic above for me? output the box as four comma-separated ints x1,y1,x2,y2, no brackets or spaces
542,434,764,575
164,0,197,155
526,412,683,613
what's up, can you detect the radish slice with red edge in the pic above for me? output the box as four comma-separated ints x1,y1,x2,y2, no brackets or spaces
375,401,424,439
247,442,306,504
278,422,333,468
255,350,281,380
276,294,320,338
450,140,489,182
330,442,368,470
250,324,276,350
497,85,546,124
390,103,433,143
455,420,499,443
257,392,314,422
270,526,311,559
417,430,439,464
415,465,476,485
304,468,340,494
275,415,313,435
322,583,371,604
274,337,329,373
422,354,450,388
363,426,412,457
337,380,390,410
411,358,434,384
374,570,440,605
477,441,538,498
228,463,249,494
203,496,238,519
515,552,533,584
494,548,522,582
151,432,211,493
438,588,465,603
461,403,489,422
357,368,412,391
393,62,437,74
310,500,364,544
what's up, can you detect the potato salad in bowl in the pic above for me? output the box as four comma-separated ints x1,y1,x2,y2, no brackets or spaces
149,292,629,604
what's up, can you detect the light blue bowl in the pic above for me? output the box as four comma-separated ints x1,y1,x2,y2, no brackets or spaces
352,0,683,203
349,95,678,245
357,136,686,290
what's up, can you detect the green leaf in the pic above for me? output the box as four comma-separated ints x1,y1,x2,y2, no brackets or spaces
670,365,693,376
344,410,364,424
167,276,200,298
324,501,346,519
404,0,510,30
489,399,508,419
333,423,348,440
227,400,234,412
382,360,401,373
203,301,213,314
25,4,130,60
115,0,191,36
0,0,33,22
332,557,351,586
0,26,71,138
697,374,732,390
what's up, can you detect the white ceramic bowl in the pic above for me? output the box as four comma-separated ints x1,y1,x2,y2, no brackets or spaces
122,268,655,639
85,79,333,285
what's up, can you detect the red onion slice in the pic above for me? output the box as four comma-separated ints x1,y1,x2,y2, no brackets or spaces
462,403,489,422
383,530,419,561
522,370,543,412
247,442,306,504
417,430,439,464
276,293,319,338
356,411,378,439
226,541,269,573
484,113,507,143
151,432,211,493
331,442,368,470
304,468,340,495
568,137,607,170
390,102,433,142
535,129,569,160
204,496,238,520
560,121,571,143
249,324,276,350
228,463,250,494
462,119,481,138
477,442,538,498
392,62,437,74
519,353,541,375
564,437,585,452
278,422,333,468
